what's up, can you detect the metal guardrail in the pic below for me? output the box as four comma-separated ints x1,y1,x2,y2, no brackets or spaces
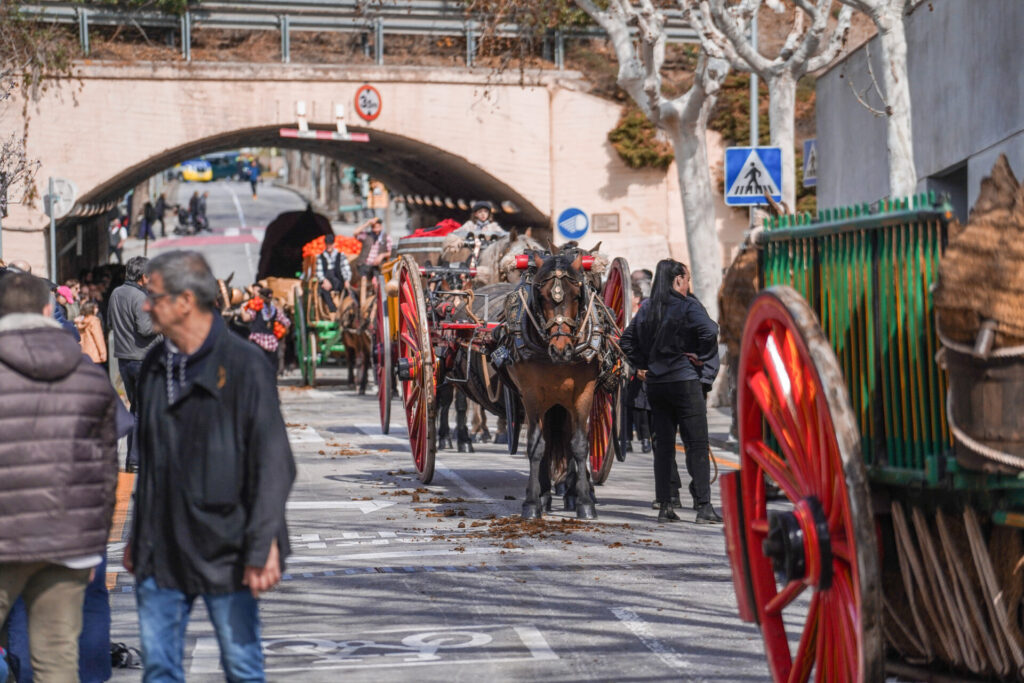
18,1,698,67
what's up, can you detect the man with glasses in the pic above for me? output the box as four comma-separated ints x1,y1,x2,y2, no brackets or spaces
107,256,161,472
123,250,295,682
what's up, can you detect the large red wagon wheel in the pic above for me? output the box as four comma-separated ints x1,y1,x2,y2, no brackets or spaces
373,274,393,434
590,257,632,485
394,256,437,484
725,286,882,683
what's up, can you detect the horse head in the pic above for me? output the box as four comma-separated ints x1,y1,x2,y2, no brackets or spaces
532,249,585,364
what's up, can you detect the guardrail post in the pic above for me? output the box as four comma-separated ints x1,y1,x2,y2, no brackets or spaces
374,18,384,65
555,30,564,70
77,8,90,56
280,14,290,63
181,11,191,62
466,22,475,67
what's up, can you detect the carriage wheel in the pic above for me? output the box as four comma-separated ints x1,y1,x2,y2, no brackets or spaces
733,286,882,683
373,274,393,434
589,387,615,485
293,286,310,386
589,257,632,483
395,256,437,484
307,330,318,389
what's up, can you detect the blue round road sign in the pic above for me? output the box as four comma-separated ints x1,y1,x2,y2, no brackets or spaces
556,208,589,240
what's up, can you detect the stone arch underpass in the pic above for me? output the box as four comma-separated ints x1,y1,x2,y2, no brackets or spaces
4,61,690,278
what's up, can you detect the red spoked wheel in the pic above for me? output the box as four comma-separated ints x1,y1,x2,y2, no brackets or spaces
733,286,882,683
373,274,393,434
394,256,437,484
589,387,615,485
588,257,633,484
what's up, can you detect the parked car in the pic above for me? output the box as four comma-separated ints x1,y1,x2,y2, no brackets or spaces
173,159,213,182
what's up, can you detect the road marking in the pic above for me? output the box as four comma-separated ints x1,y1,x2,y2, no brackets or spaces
224,227,240,237
287,500,396,513
611,607,691,672
435,465,493,502
243,241,255,283
190,624,558,674
512,626,558,661
289,546,553,564
287,426,325,445
223,181,246,228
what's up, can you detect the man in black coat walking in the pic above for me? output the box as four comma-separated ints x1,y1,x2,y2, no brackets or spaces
123,250,295,681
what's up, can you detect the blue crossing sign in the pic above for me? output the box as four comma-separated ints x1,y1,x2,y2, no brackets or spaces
803,139,818,188
556,207,589,240
725,147,783,206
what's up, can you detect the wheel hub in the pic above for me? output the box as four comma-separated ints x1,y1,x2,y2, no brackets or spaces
761,497,832,589
397,357,416,381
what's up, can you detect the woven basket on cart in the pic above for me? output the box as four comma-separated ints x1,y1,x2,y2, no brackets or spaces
935,154,1024,473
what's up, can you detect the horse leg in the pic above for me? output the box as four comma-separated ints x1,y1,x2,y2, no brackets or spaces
563,459,576,512
571,418,597,520
437,384,453,450
357,337,370,395
455,389,473,453
521,419,546,519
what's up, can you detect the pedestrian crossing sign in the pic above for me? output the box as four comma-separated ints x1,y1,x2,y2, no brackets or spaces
724,146,783,206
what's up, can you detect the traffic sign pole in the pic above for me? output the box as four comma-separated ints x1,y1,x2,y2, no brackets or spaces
49,177,58,281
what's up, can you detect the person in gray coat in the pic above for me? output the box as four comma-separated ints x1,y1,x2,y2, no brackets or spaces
107,256,160,471
0,272,119,680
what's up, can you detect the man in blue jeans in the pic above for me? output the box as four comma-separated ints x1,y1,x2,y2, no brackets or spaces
123,251,296,682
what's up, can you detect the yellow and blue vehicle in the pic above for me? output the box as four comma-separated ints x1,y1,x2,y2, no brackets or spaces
173,158,213,182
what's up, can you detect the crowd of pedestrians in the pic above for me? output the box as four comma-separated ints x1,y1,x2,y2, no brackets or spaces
0,250,296,682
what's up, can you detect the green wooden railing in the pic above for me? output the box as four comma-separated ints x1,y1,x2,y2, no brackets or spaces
758,192,953,484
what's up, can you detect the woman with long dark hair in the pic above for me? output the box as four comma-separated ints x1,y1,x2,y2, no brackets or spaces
620,259,721,523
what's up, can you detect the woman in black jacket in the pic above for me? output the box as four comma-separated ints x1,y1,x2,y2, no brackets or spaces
620,259,722,524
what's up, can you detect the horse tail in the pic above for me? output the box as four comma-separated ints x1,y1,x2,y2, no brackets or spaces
543,405,572,485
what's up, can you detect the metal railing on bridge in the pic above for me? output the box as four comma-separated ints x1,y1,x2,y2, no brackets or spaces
18,1,698,67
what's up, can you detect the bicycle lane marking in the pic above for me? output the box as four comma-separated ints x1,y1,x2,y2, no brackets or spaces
610,607,691,672
189,624,558,674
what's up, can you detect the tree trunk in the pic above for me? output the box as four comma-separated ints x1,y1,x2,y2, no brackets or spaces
670,118,722,326
768,72,797,211
877,12,917,198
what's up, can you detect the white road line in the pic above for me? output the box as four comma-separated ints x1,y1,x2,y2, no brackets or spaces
512,626,559,661
289,546,554,564
435,465,493,502
243,241,256,283
223,182,246,229
287,426,325,445
610,607,691,672
287,500,396,513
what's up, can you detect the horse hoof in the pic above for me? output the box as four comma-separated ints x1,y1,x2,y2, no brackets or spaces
576,503,597,520
440,437,453,450
521,503,543,520
457,441,474,454
542,493,553,512
563,495,576,512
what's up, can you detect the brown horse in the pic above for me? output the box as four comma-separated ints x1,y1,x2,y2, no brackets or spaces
339,287,373,394
505,249,602,519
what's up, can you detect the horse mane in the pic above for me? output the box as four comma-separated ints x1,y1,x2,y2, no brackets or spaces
481,233,544,285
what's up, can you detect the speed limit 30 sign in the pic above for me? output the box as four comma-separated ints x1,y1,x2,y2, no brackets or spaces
354,84,382,122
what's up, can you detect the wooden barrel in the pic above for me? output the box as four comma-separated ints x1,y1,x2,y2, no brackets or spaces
942,343,1024,472
395,235,445,266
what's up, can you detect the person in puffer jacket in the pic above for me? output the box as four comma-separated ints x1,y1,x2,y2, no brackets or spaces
0,271,119,681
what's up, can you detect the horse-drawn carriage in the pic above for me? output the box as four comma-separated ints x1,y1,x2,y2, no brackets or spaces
292,235,368,388
722,184,1024,681
372,229,635,504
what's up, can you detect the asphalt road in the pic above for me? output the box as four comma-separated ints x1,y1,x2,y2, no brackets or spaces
114,182,776,681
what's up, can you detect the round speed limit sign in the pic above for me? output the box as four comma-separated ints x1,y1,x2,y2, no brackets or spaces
354,84,382,122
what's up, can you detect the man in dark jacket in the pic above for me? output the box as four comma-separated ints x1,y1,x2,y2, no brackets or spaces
107,256,160,471
123,250,295,681
0,272,119,680
315,238,352,315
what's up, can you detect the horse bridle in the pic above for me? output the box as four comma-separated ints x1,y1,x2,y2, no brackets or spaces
531,262,585,343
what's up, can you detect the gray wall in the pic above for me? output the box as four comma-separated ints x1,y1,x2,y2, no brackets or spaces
817,0,1024,215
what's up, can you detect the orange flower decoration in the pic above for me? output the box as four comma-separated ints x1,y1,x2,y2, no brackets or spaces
302,234,363,259
245,298,264,312
273,321,287,339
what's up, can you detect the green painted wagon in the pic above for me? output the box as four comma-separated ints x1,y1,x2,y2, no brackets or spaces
723,193,1024,682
